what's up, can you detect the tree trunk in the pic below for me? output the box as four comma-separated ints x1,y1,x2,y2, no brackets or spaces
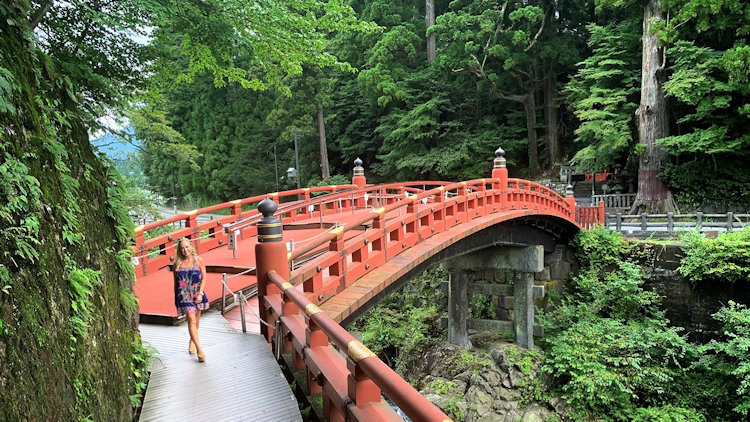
522,93,541,175
632,0,674,214
316,100,330,179
543,66,559,167
426,0,436,62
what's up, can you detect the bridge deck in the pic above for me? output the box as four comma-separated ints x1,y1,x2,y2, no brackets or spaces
138,311,300,421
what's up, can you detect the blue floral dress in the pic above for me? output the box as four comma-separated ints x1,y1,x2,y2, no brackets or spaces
175,257,209,315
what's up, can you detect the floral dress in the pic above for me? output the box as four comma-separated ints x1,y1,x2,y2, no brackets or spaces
175,257,209,315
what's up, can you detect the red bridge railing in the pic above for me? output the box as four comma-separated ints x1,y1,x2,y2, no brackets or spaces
133,148,605,422
284,177,577,307
265,268,451,421
132,185,358,277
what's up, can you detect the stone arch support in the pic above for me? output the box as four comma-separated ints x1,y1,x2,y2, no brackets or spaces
446,245,544,349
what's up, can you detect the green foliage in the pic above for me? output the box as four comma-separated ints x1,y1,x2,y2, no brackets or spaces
0,65,19,114
152,0,377,96
67,267,102,342
659,160,750,208
429,379,457,395
352,265,446,370
679,228,750,283
456,350,491,376
506,345,541,379
565,19,641,172
360,304,441,366
444,397,466,421
659,41,750,156
469,293,494,319
306,174,352,189
541,261,693,421
695,301,750,417
120,286,139,316
571,226,634,271
129,340,154,408
631,405,705,422
0,156,42,265
33,0,152,125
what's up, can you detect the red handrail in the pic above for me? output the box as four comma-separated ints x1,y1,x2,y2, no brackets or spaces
266,271,452,422
132,185,357,277
285,178,577,306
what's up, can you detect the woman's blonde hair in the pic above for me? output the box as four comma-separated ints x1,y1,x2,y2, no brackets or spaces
174,237,196,270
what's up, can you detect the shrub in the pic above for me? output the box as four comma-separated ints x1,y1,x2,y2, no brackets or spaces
541,262,694,420
679,228,750,283
353,266,446,369
632,405,705,422
572,226,634,272
695,301,750,417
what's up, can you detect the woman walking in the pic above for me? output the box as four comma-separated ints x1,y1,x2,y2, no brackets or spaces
174,238,209,362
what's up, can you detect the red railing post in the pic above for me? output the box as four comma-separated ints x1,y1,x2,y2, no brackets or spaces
184,209,200,251
352,158,366,209
255,198,289,341
347,356,381,406
598,200,606,225
492,147,508,211
134,227,147,277
231,199,242,216
306,317,327,395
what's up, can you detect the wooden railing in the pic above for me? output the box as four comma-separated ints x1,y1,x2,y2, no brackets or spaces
132,185,358,277
592,193,636,210
255,178,583,421
266,270,451,421
576,201,605,229
284,179,577,307
606,212,750,234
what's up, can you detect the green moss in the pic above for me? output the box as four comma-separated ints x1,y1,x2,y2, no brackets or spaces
452,350,491,376
0,5,144,421
429,379,457,394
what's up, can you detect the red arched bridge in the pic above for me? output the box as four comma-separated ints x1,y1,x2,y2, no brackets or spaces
133,149,604,421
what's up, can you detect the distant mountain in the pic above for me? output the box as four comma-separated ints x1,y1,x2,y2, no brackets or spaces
90,126,139,161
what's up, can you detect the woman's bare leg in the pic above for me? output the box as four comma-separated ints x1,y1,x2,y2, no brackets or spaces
188,310,201,353
186,312,204,361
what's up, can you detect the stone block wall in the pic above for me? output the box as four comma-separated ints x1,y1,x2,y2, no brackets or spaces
635,242,750,340
453,244,578,322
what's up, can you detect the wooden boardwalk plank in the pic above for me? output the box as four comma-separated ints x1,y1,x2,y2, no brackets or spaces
139,312,301,422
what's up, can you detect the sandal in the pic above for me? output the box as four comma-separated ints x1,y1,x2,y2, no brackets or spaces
197,351,206,363
188,342,196,355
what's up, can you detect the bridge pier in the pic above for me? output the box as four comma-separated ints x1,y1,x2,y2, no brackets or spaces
446,245,544,349
447,270,472,348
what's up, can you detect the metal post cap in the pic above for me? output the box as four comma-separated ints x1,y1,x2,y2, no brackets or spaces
353,157,364,177
258,198,278,216
493,147,506,168
257,198,282,242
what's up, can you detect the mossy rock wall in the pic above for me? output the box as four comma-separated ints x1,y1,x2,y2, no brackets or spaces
632,242,750,340
0,5,140,421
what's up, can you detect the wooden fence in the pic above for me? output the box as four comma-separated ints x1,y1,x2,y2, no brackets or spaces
592,193,636,211
606,212,750,234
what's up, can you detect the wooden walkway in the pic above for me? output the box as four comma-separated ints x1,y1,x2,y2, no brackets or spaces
138,311,301,422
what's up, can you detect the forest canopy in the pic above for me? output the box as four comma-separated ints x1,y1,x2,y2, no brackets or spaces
27,0,750,208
